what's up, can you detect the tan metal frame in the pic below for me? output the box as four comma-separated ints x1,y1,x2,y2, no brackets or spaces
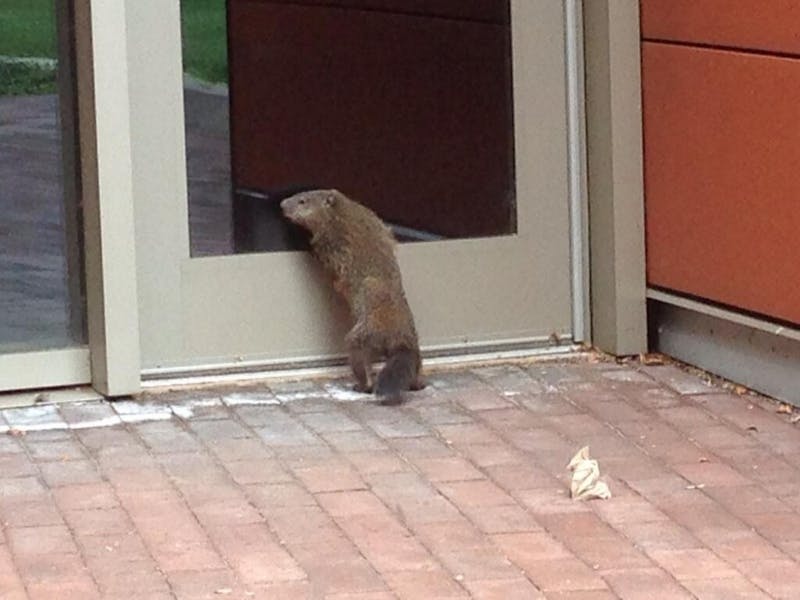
583,0,648,356
129,0,576,376
74,0,141,395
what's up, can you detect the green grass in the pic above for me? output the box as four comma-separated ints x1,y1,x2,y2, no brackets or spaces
0,0,57,58
0,0,227,95
0,0,58,94
181,0,228,84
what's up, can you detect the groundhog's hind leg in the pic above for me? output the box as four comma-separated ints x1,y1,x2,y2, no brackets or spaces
348,347,374,393
345,326,374,393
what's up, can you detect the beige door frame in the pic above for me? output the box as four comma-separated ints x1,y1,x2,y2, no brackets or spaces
584,0,648,356
124,0,579,379
74,0,141,395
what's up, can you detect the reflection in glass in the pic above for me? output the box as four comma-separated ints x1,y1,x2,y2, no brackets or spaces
0,0,86,352
181,0,234,256
185,0,515,256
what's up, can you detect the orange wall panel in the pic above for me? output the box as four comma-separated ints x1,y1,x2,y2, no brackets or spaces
642,42,800,324
641,0,800,56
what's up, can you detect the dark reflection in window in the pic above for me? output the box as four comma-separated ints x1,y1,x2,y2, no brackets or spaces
185,0,515,256
0,1,86,352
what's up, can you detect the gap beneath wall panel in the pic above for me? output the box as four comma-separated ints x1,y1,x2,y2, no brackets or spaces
649,299,800,407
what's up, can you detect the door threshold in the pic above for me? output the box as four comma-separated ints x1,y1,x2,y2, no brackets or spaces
141,342,587,391
0,386,104,410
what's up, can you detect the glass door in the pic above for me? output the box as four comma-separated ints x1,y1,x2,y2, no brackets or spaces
0,0,90,391
127,0,575,374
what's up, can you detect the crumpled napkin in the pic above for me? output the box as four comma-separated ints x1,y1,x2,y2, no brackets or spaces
567,446,611,500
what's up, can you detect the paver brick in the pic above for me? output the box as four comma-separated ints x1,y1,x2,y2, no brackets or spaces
390,436,455,459
345,450,411,475
323,431,389,452
166,568,241,599
493,532,571,564
88,559,171,596
0,454,37,478
600,519,702,555
461,503,543,534
413,520,489,552
603,567,693,599
275,442,339,464
519,393,583,416
24,438,86,462
436,424,503,446
681,576,773,600
648,548,738,581
302,557,386,596
436,546,522,581
317,490,389,517
190,497,265,527
480,407,547,431
298,410,363,433
384,569,467,598
543,591,619,600
7,525,78,556
517,557,607,592
701,530,785,563
77,532,152,562
639,364,715,394
267,506,345,545
484,463,556,491
26,577,101,600
293,463,366,493
672,461,752,487
52,482,119,511
135,421,203,453
0,499,64,528
735,559,800,600
62,507,134,536
453,387,516,412
189,418,255,440
436,479,516,507
247,482,317,510
14,552,89,584
223,458,293,485
38,459,102,487
204,436,272,461
686,424,759,450
460,443,526,467
464,577,546,599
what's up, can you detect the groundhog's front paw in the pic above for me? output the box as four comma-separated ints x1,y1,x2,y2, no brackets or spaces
353,383,374,394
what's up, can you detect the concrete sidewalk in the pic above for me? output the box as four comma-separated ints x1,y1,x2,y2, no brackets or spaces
1,356,800,599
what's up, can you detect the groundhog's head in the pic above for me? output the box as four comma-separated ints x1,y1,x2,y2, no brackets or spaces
280,189,341,232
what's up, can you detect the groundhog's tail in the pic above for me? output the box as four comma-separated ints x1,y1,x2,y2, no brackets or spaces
375,347,419,406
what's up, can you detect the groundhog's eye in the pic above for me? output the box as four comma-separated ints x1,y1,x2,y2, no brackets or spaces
299,199,306,205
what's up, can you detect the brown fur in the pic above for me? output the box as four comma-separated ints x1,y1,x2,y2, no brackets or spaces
281,189,422,404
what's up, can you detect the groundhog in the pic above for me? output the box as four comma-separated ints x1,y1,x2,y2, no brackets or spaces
280,189,423,405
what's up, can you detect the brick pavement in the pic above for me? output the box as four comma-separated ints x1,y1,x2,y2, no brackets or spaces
1,356,800,599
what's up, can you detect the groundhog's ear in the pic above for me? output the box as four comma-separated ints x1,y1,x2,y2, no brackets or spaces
325,193,337,208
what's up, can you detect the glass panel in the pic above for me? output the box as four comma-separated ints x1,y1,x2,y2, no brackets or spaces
181,0,234,256
185,0,515,256
0,0,86,352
